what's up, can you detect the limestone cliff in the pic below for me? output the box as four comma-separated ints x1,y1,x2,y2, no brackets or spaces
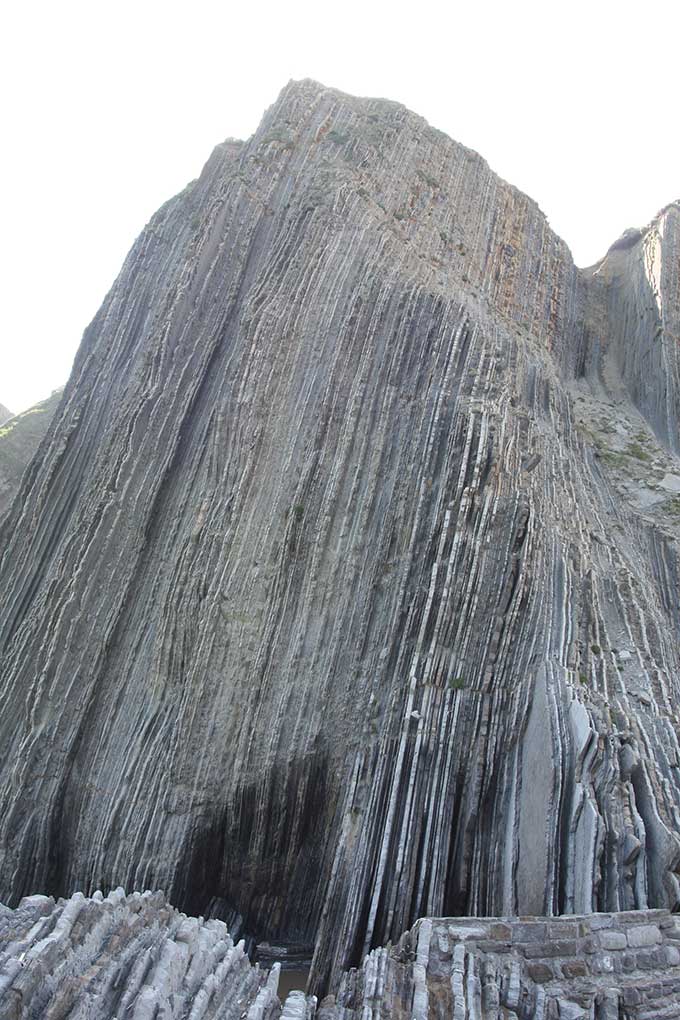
0,81,679,996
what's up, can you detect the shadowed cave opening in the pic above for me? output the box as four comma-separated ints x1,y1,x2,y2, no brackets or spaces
170,749,330,987
166,731,481,995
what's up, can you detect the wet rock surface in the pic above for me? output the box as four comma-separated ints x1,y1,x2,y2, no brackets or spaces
0,80,679,1001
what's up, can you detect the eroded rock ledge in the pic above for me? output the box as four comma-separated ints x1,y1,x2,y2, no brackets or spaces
2,892,680,1019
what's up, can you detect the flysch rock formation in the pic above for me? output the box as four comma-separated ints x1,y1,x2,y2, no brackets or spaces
0,390,62,517
2,890,680,1019
0,78,680,1001
0,890,287,1020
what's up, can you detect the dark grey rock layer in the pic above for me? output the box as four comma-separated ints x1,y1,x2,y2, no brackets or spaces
0,80,679,994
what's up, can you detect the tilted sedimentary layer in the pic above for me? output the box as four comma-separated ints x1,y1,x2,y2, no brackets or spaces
3,892,680,1019
0,80,679,995
0,890,289,1019
0,390,62,518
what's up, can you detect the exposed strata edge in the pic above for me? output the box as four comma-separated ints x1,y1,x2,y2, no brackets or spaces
1,891,680,1018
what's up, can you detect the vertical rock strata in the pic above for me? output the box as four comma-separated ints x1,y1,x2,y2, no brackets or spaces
0,80,679,993
0,390,62,517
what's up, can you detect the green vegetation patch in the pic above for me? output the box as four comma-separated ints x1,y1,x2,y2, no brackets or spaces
626,441,652,463
599,450,627,468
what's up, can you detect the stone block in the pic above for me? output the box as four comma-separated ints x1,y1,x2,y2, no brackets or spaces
527,962,553,984
588,913,614,931
488,922,512,941
665,945,680,966
447,924,488,940
561,959,588,979
626,924,661,948
548,922,579,940
621,987,642,1007
598,930,627,950
512,922,548,943
523,940,578,959
618,910,658,924
636,947,667,970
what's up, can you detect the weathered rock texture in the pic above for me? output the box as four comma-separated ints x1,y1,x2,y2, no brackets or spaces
0,390,62,517
0,890,290,1019
0,80,679,995
325,909,680,1019
3,892,680,1019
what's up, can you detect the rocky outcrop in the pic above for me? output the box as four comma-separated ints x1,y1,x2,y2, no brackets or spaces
2,892,680,1019
0,390,62,517
0,406,12,427
0,80,679,997
0,890,288,1019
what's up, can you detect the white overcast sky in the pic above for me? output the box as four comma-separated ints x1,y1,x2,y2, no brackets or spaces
1,0,678,413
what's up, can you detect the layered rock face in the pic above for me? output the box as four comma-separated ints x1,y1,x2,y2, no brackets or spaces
0,80,679,996
0,390,62,517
